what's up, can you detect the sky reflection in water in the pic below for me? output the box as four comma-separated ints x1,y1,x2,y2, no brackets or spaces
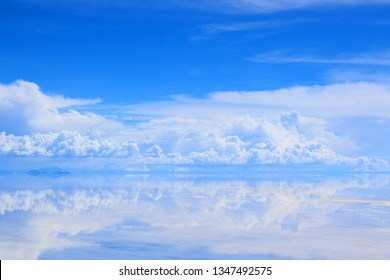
1,172,390,260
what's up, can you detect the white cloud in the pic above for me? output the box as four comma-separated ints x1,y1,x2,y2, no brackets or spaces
172,0,390,13
250,50,390,65
1,120,387,168
207,82,390,118
121,82,390,159
0,131,139,157
198,19,306,36
15,0,390,14
1,80,389,166
120,82,390,124
0,80,123,135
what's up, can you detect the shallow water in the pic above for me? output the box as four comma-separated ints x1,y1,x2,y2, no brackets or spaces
1,172,390,259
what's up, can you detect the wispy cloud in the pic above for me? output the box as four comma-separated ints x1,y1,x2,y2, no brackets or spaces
250,51,390,65
11,0,390,14
198,19,306,35
172,0,390,13
325,68,390,83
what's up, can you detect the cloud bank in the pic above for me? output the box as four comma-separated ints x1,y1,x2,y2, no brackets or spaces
0,129,354,165
1,80,389,167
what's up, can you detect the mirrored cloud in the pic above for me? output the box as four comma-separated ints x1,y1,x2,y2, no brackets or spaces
1,175,390,259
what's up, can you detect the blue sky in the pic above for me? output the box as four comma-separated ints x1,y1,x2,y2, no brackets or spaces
1,0,390,166
2,0,390,101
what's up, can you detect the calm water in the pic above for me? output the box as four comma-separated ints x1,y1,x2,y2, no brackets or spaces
1,171,390,259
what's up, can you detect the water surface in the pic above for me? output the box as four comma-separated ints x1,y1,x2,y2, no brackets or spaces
1,170,390,259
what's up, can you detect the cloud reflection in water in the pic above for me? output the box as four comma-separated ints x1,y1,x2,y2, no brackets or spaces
1,174,390,259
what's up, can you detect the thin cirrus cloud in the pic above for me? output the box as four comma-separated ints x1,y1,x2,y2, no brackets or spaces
10,0,390,13
171,0,390,13
250,51,390,66
197,19,308,36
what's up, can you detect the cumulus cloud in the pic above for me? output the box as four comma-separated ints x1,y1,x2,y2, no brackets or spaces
121,81,390,164
0,80,123,135
1,80,389,167
1,118,388,168
1,111,333,162
0,131,139,157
